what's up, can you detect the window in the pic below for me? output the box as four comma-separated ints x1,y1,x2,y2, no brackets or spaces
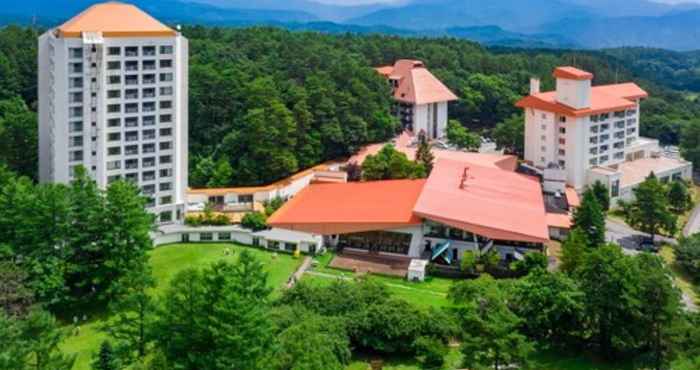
160,114,172,123
159,182,172,191
69,77,83,89
143,157,156,168
125,117,138,128
160,196,172,205
142,184,155,194
159,211,172,223
160,100,172,109
160,128,172,137
159,141,172,150
143,116,156,126
125,75,139,85
160,86,173,96
160,168,172,177
143,130,156,140
143,171,156,181
160,45,173,54
143,143,156,153
69,150,83,161
69,92,83,103
69,121,83,133
159,73,173,82
108,47,120,56
108,132,121,142
109,75,121,84
125,132,139,142
285,243,296,252
125,47,138,57
143,88,156,98
107,90,120,99
70,63,83,74
218,232,231,241
124,103,138,114
142,74,156,84
589,147,598,155
160,155,172,164
611,180,620,198
125,159,139,170
590,115,600,123
559,116,566,123
558,138,566,145
107,61,121,70
108,175,121,184
238,194,254,203
558,149,565,156
143,102,156,112
200,232,213,241
125,145,139,155
143,46,156,56
559,127,566,134
589,158,598,166
108,147,121,156
142,60,156,70
125,61,138,71
107,160,121,170
69,48,83,59
160,59,172,68
590,126,599,134
69,136,83,148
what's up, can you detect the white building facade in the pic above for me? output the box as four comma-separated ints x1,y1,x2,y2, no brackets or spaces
38,2,188,223
518,67,691,202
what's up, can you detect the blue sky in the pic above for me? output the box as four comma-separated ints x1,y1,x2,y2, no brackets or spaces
312,0,700,4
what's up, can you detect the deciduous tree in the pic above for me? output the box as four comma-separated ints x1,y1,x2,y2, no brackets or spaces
572,190,606,247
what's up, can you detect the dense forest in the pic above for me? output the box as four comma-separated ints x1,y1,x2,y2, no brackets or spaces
0,25,699,187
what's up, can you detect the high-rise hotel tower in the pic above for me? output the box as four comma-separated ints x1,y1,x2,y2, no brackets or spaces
38,2,188,223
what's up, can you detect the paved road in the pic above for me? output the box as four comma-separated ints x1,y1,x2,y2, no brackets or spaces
683,203,700,237
606,218,677,256
606,218,697,312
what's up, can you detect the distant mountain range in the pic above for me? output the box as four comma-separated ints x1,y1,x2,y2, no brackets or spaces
3,0,700,51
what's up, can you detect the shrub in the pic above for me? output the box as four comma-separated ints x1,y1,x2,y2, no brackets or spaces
676,234,700,281
241,211,267,231
413,336,447,370
511,252,548,276
460,251,477,274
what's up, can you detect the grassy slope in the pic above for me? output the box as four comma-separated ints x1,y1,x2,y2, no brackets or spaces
61,243,303,370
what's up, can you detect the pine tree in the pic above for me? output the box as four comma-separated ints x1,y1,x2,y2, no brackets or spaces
668,180,692,213
590,181,611,212
415,130,435,175
91,341,117,370
572,190,606,247
560,228,589,275
625,173,677,243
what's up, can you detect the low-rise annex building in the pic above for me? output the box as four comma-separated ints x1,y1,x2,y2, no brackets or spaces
517,66,692,203
268,155,569,265
376,60,458,140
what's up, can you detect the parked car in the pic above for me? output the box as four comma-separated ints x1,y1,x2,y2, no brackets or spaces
637,238,659,253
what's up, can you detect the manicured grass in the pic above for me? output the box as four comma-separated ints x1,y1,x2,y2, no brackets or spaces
61,243,303,370
307,254,453,308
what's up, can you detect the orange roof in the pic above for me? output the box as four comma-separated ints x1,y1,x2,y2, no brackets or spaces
57,2,176,38
377,59,458,105
546,212,572,229
553,66,593,81
267,179,426,235
516,84,646,117
565,187,580,208
414,159,550,243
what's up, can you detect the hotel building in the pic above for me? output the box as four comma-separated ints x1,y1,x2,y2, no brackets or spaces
38,2,188,223
517,67,691,202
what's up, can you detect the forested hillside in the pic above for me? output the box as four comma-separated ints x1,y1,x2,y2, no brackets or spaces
1,25,699,187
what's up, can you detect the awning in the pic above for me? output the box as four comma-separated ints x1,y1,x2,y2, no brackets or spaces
431,241,451,264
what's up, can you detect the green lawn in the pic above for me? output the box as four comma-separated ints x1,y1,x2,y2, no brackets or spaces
307,253,454,308
61,243,303,370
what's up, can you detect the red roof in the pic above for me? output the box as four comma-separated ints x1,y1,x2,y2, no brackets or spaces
376,59,458,105
267,180,426,235
58,2,176,38
414,159,550,243
553,66,593,81
516,84,647,117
